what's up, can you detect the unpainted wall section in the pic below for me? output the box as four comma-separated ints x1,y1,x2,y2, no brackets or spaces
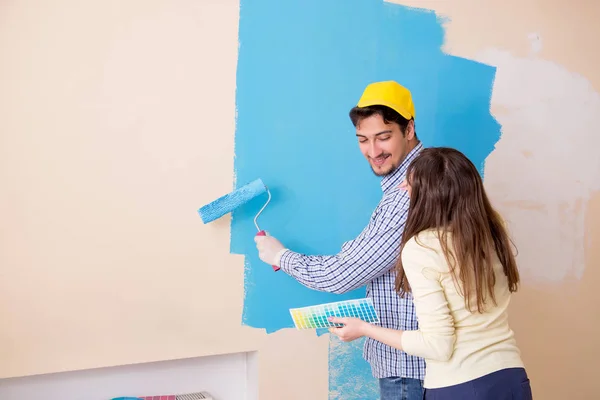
0,1,328,399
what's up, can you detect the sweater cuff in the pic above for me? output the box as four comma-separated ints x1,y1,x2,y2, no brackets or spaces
401,330,418,356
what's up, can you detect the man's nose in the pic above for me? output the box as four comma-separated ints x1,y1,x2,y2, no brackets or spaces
368,142,381,158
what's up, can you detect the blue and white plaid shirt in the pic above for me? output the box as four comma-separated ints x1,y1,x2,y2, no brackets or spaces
279,142,426,380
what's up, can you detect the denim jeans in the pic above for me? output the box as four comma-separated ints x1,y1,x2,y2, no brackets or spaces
379,376,424,400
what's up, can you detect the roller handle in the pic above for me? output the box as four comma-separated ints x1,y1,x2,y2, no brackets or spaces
256,230,280,271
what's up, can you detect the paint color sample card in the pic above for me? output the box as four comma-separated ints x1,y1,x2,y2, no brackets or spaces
133,393,211,400
290,298,379,329
140,397,176,400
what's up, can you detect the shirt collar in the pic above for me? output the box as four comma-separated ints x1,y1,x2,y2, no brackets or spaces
381,141,423,193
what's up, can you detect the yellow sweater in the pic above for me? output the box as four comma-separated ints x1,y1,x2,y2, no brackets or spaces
400,229,524,389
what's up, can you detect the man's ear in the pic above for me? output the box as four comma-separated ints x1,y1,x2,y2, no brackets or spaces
405,119,416,140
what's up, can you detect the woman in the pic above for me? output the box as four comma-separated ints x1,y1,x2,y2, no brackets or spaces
328,147,533,399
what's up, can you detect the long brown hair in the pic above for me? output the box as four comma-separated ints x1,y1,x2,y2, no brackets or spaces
395,147,519,313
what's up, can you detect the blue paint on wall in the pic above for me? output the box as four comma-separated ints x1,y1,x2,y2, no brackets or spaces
329,338,379,400
232,1,500,398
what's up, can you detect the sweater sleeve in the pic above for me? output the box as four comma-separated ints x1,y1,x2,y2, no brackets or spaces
400,236,457,362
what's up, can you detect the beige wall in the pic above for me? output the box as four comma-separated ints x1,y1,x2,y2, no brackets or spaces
1,1,598,399
0,1,328,399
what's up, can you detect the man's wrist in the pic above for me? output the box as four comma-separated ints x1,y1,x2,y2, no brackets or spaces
273,248,289,267
277,249,303,273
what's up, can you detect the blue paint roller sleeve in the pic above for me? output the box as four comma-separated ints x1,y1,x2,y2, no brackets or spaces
197,178,267,224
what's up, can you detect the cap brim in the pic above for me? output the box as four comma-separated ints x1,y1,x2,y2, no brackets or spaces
357,100,413,120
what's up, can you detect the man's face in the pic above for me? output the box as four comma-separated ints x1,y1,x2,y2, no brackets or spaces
356,114,414,176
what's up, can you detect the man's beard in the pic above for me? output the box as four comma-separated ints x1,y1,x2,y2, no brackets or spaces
369,156,396,177
371,166,395,177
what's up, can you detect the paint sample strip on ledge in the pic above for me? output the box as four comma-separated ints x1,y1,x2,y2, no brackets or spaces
112,391,213,400
290,298,379,329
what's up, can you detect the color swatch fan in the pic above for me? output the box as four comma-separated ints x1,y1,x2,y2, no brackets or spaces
290,298,379,329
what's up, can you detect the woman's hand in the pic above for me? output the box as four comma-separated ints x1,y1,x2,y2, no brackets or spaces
328,317,370,342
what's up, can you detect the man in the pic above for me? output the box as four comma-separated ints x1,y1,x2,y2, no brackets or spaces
254,80,426,399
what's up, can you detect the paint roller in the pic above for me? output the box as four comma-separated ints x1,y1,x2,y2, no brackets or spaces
198,178,280,271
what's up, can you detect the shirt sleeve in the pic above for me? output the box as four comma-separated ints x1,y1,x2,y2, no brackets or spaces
278,191,409,294
400,236,457,362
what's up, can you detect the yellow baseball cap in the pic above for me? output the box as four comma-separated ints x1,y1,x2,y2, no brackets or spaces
356,80,416,120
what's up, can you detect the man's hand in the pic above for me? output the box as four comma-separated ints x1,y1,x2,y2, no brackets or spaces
328,317,369,342
254,233,286,266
